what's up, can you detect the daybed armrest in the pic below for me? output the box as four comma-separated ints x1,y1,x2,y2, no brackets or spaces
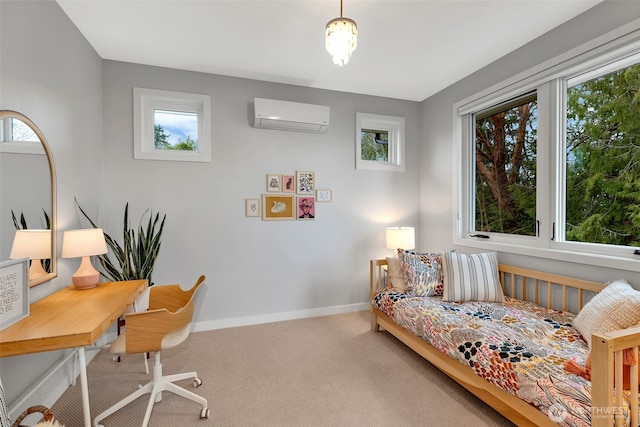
591,326,640,427
369,259,388,300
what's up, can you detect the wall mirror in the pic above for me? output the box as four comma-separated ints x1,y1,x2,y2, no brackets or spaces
0,110,57,286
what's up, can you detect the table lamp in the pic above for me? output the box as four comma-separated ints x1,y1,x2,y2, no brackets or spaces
62,228,108,289
10,229,51,280
385,226,415,254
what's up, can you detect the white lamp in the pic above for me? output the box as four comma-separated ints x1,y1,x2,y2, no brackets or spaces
62,228,108,290
325,0,357,66
10,229,51,280
386,227,415,253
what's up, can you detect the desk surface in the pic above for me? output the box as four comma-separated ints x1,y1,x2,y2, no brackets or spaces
0,280,147,357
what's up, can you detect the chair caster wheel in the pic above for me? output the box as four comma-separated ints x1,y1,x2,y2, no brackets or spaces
193,377,202,388
200,407,210,419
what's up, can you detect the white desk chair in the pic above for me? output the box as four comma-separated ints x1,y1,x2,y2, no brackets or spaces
94,276,209,427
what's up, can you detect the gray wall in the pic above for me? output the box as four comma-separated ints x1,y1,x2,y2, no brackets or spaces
0,0,421,414
99,61,421,326
0,0,104,414
420,1,640,283
2,0,640,420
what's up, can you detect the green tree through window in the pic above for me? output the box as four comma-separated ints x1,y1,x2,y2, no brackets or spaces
474,95,537,235
360,129,389,162
566,63,640,246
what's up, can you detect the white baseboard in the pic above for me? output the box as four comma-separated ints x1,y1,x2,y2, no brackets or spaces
192,302,369,332
8,346,102,425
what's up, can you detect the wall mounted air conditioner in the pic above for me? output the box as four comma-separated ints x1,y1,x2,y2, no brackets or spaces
253,98,330,133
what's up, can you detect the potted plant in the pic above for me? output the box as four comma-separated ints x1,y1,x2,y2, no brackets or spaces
75,199,166,286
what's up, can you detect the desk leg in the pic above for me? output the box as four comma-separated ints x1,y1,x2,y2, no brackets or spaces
78,347,91,427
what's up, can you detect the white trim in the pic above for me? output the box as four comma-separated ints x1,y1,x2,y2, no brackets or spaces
355,113,405,171
6,347,103,423
192,302,369,332
133,87,212,162
0,141,44,155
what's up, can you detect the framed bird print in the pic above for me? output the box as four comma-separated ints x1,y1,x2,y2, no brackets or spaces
262,194,295,220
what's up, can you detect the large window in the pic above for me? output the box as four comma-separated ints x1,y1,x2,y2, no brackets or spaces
456,27,640,270
474,93,537,236
565,62,640,248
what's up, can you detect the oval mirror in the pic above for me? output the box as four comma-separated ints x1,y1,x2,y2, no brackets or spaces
0,110,57,286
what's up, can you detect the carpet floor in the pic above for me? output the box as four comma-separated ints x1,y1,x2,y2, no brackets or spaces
50,310,515,426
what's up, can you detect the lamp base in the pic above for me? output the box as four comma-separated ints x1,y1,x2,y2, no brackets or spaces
28,259,48,280
72,256,100,290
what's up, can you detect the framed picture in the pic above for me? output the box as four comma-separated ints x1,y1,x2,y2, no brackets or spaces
316,189,332,202
0,258,29,331
245,198,260,217
262,194,295,220
282,174,295,193
296,170,315,194
297,196,315,220
266,174,281,192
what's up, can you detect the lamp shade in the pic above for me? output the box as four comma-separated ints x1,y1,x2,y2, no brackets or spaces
386,227,415,250
10,229,51,260
62,228,108,290
61,228,108,258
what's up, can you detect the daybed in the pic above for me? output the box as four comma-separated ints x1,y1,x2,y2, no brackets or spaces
370,252,640,427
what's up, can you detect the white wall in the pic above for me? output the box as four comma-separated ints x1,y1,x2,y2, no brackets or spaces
420,0,640,283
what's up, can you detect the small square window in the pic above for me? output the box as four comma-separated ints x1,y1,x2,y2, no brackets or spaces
134,87,211,162
355,113,405,171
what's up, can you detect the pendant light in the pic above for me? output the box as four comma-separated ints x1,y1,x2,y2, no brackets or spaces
325,0,358,66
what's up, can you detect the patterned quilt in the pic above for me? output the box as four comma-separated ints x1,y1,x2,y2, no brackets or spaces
372,290,636,427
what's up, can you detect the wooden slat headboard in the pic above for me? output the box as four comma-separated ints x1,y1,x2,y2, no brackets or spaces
369,259,604,314
498,264,604,313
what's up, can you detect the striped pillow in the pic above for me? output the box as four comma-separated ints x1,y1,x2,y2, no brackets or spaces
441,251,504,302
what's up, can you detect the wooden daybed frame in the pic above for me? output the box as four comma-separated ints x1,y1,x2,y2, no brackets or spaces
370,259,640,427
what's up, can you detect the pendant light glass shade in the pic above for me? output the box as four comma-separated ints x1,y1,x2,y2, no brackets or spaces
325,1,357,66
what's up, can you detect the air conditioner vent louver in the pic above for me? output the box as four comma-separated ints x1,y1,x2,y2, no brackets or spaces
253,98,330,133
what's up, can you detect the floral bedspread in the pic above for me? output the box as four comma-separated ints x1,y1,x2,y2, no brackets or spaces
372,290,636,427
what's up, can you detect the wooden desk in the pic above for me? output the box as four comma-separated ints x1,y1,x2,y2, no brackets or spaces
0,279,147,426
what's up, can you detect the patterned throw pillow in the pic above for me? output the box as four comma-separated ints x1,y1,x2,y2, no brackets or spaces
573,279,640,348
441,251,504,302
397,250,443,297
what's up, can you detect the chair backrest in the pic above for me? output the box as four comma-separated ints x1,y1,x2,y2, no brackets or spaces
124,275,205,354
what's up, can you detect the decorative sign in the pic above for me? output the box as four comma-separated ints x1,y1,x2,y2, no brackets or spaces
0,258,29,331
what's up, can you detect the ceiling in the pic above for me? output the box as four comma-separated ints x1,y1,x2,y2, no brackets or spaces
56,0,602,102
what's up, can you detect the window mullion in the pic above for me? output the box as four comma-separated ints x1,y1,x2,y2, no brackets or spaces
536,82,553,246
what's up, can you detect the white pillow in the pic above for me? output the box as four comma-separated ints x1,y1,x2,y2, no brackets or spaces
441,251,504,302
573,279,640,348
385,257,406,292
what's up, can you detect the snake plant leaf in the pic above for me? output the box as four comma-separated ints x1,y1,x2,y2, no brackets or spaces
75,198,166,285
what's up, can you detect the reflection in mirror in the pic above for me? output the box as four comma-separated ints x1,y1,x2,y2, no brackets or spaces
0,111,57,286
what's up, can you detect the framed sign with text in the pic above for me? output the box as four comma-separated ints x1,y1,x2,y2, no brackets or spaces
0,258,29,331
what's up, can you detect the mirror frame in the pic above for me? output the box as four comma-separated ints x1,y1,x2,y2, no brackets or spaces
0,110,57,286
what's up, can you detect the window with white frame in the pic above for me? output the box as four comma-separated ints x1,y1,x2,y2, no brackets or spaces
133,87,211,162
0,117,44,154
455,26,640,270
355,113,405,171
